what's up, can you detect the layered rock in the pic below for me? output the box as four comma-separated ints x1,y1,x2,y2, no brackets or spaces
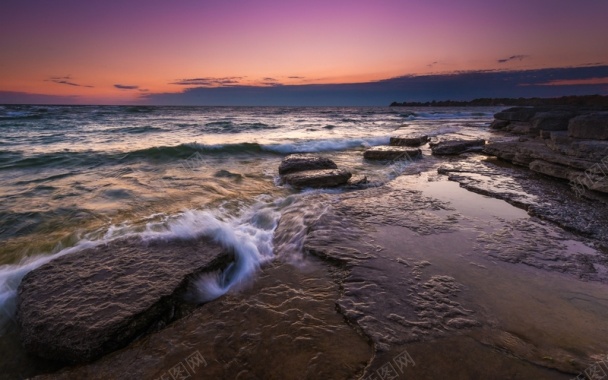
568,112,608,140
430,139,485,155
389,134,429,147
278,154,352,188
17,237,229,363
282,169,352,188
278,154,338,175
363,146,422,160
485,106,608,195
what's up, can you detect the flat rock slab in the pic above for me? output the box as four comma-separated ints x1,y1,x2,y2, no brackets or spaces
389,135,429,147
282,168,352,188
363,146,422,160
17,237,229,363
431,139,485,155
278,154,337,175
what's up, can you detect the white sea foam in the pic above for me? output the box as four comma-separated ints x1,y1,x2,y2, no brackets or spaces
262,136,390,153
0,196,298,333
145,201,283,303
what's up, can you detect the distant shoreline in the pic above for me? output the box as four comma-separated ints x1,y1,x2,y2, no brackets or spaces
389,94,608,107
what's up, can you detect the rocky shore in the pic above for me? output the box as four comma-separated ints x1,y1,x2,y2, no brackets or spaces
485,107,608,197
10,104,608,379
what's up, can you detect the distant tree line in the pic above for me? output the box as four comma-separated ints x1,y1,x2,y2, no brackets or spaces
389,95,608,107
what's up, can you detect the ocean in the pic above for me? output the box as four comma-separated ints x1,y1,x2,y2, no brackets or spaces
0,105,499,358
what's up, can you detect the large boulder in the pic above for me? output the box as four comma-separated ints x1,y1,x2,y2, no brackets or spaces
363,146,422,160
278,154,338,175
494,107,539,122
389,134,429,147
282,169,352,188
531,110,576,131
568,112,608,140
431,139,485,155
17,237,229,363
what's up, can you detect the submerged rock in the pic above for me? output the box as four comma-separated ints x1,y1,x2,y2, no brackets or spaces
389,135,429,147
278,154,338,175
282,168,352,188
363,146,422,160
16,237,229,363
431,139,485,155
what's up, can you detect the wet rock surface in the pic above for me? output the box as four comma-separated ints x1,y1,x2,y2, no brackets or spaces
363,146,422,160
17,237,229,363
300,172,607,377
278,154,338,175
278,154,353,188
32,260,372,380
437,158,608,247
430,139,485,155
282,168,352,188
389,134,429,147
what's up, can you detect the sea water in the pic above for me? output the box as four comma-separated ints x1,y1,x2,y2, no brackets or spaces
0,105,499,330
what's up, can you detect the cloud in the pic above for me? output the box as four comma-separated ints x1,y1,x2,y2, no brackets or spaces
498,55,529,64
170,77,244,87
427,61,439,68
263,77,277,81
141,65,608,106
533,77,608,86
0,91,80,104
261,82,283,87
46,75,94,88
114,84,139,90
288,76,305,79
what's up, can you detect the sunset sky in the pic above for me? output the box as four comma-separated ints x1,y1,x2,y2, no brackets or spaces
1,0,607,105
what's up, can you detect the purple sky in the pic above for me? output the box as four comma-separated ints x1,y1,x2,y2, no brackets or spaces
1,0,607,104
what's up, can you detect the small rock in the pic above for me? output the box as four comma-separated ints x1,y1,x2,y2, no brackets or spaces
214,169,242,180
282,169,352,188
363,146,422,160
431,139,485,155
389,135,429,147
568,112,608,140
278,154,338,175
346,175,368,187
